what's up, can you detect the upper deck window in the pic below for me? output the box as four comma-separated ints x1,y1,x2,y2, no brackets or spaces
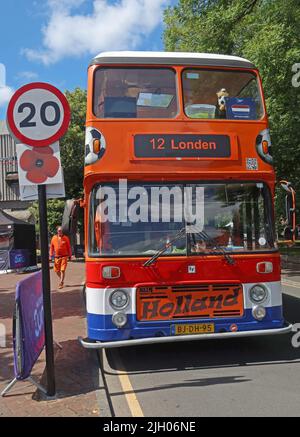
182,69,264,120
93,68,178,119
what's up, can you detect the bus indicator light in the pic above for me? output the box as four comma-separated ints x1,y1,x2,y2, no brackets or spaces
85,127,106,165
256,262,273,274
93,139,101,154
256,129,273,165
102,266,121,279
262,140,269,155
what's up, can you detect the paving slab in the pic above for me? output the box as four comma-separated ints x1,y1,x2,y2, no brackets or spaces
0,262,111,417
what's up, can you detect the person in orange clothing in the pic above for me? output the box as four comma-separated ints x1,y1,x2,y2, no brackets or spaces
49,226,72,289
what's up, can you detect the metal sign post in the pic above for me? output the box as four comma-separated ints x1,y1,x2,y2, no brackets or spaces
38,184,55,396
6,82,71,397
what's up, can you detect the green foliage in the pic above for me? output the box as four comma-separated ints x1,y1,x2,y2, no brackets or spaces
60,87,87,199
164,0,300,220
29,199,66,237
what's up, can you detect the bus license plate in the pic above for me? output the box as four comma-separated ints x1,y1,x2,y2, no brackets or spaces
173,323,215,336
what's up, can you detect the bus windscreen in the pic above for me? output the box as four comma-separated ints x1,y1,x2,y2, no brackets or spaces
89,182,275,257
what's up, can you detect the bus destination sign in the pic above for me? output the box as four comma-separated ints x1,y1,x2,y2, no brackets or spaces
134,134,231,159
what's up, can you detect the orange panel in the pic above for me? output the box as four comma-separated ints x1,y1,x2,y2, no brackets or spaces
85,64,274,181
137,283,244,321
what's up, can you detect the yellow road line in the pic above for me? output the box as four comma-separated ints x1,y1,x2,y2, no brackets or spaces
112,349,144,417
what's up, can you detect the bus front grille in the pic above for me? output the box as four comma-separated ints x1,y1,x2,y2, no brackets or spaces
136,283,244,321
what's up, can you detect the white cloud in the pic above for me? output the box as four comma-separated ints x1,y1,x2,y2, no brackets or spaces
16,71,39,81
24,0,170,65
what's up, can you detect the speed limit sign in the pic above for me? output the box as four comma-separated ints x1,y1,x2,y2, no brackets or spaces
5,82,71,398
7,82,71,147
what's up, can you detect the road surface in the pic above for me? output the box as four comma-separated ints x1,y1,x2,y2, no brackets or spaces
100,269,300,417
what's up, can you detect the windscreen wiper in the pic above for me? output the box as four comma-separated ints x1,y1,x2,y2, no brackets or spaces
143,227,186,267
143,228,235,267
193,230,235,265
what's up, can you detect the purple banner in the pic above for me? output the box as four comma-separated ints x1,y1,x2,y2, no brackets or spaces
10,249,30,269
13,271,45,380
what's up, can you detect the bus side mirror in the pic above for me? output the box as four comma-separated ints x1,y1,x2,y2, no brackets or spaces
62,199,84,257
62,199,82,236
280,181,296,243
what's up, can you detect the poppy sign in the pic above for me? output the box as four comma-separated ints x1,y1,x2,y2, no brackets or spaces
6,82,71,148
6,82,69,188
16,142,63,186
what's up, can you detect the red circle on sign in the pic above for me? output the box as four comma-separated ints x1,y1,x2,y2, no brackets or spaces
7,82,71,147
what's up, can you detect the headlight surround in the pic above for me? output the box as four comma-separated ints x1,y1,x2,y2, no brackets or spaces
110,289,130,310
249,284,268,304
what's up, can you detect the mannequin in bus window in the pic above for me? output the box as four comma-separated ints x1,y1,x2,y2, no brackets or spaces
216,88,229,119
191,239,207,253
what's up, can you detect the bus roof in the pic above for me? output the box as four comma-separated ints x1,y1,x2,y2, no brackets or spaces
90,51,256,69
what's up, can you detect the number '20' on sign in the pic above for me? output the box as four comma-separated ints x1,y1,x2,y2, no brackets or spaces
19,101,61,128
7,82,71,148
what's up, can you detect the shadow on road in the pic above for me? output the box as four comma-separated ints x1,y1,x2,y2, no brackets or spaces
34,340,100,401
111,376,251,398
106,292,300,375
1,340,100,400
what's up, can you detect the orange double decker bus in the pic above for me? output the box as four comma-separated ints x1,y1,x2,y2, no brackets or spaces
79,52,295,349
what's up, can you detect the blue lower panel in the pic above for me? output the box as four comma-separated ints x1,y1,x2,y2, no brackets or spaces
87,306,284,342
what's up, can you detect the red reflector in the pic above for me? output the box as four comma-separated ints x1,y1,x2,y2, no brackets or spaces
230,324,238,332
102,266,121,279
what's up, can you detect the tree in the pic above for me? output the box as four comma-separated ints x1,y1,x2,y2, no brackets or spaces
164,0,300,217
29,199,66,237
60,88,87,199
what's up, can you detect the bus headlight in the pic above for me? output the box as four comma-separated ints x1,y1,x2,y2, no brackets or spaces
252,305,267,321
112,312,128,328
249,284,268,304
110,289,129,310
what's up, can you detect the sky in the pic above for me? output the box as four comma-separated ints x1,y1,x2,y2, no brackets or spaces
0,0,177,119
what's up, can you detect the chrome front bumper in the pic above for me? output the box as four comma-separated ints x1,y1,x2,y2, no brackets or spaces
78,323,293,349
